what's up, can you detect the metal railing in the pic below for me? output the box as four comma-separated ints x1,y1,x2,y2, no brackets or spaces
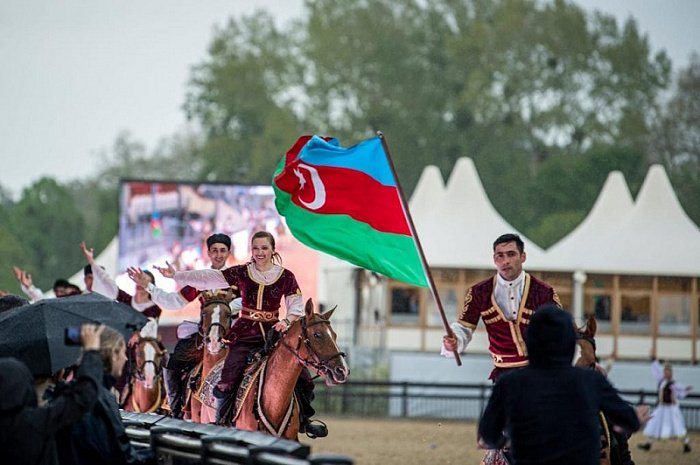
313,380,700,430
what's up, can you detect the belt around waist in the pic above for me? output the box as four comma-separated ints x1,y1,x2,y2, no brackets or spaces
240,308,279,322
491,352,529,368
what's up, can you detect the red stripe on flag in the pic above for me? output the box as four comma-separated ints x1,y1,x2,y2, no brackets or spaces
275,164,411,236
283,135,313,165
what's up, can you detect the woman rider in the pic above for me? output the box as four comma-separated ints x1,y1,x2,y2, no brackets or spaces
155,230,326,437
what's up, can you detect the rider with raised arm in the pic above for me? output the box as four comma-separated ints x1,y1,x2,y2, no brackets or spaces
81,241,163,400
155,230,327,438
128,233,241,420
12,266,82,301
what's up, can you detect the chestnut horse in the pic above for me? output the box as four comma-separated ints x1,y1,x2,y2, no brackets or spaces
123,336,167,413
187,288,236,423
211,299,349,439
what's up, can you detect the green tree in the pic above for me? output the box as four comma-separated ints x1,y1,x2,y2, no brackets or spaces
9,178,85,290
651,54,700,226
184,12,302,184
292,0,670,242
0,199,28,294
525,145,649,246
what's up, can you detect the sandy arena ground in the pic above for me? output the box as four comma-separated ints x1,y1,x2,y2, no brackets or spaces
303,417,699,465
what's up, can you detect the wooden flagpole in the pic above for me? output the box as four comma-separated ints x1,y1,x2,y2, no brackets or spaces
377,131,462,366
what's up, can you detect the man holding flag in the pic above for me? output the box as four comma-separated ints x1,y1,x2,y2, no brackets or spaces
441,233,561,381
273,133,466,362
442,233,561,464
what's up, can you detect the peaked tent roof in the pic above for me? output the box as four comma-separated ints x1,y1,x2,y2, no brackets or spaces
546,165,700,277
542,171,634,271
408,165,445,221
410,157,546,269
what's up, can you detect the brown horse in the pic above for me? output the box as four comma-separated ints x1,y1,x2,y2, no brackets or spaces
232,299,348,439
187,288,236,423
123,336,167,413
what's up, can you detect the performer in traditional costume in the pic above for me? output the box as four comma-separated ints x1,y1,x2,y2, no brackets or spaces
156,230,327,437
81,241,164,401
637,358,692,453
13,266,82,301
441,233,561,465
128,233,240,420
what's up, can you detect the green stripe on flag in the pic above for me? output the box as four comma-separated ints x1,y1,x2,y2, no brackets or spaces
274,188,428,287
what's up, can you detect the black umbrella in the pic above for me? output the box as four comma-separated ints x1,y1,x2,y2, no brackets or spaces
0,293,148,376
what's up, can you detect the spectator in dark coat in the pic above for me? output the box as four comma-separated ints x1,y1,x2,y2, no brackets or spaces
0,325,104,465
56,326,155,465
478,305,644,465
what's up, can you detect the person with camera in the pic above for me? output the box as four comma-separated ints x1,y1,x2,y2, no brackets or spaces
56,325,156,465
0,324,105,465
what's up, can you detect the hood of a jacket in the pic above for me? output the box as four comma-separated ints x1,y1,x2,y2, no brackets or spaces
526,304,576,368
0,357,37,412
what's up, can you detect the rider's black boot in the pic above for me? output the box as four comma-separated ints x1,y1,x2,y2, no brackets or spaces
296,385,328,438
162,367,184,419
213,386,235,425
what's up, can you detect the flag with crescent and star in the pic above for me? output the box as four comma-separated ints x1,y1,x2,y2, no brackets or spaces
272,135,428,287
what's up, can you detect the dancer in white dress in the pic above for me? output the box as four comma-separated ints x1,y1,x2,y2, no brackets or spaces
637,356,692,453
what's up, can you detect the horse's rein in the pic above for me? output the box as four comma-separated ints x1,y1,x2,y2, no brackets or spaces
279,317,346,375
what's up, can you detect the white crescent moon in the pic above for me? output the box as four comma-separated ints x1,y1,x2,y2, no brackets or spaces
297,163,326,210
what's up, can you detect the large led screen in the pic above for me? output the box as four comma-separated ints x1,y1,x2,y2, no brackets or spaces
117,180,319,324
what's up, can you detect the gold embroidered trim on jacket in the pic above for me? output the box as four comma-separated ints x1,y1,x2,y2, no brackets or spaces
240,308,279,322
481,307,498,317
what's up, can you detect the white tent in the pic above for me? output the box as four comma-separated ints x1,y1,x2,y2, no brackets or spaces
410,157,546,269
541,171,634,272
408,165,446,221
546,164,700,277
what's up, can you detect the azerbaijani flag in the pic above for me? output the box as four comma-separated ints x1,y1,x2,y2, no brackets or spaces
272,135,428,287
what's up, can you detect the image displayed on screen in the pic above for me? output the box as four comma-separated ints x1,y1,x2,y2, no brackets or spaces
117,180,319,323
118,181,283,271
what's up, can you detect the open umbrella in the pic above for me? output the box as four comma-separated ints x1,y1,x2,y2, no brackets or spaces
0,293,148,376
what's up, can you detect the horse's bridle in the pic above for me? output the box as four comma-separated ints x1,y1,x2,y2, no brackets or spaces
575,332,597,369
133,337,165,380
199,299,234,350
280,316,346,378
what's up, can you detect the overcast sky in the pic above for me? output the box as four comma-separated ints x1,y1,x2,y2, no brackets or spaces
1,0,698,198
